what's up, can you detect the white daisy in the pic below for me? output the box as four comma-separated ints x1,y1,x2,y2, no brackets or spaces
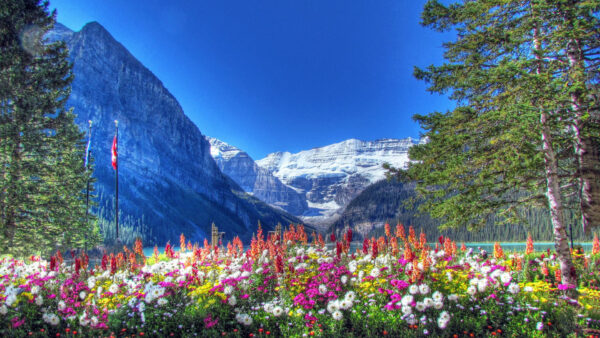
419,284,430,295
401,305,412,315
508,283,520,294
409,284,419,295
332,310,343,321
272,306,284,317
370,267,381,278
401,295,414,306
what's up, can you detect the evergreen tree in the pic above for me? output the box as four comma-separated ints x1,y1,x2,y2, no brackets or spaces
394,0,599,287
0,0,98,256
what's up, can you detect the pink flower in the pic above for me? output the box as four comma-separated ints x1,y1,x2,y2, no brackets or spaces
558,284,575,290
11,317,25,328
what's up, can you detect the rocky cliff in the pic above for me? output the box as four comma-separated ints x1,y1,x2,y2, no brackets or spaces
207,137,308,215
50,22,299,245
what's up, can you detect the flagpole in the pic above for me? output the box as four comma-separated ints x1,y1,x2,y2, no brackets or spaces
115,120,119,242
84,120,92,253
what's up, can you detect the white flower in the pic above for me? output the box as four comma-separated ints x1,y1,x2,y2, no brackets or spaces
481,266,491,274
467,286,477,296
433,301,444,310
96,286,103,297
90,316,99,327
419,284,430,295
263,303,274,313
48,313,59,326
58,300,66,311
327,300,339,313
332,310,343,321
344,291,356,302
437,311,450,329
228,295,237,306
30,285,40,295
79,291,86,300
319,284,328,294
448,294,459,302
5,295,16,307
109,284,119,294
508,283,520,295
524,286,534,292
401,295,414,306
406,314,417,325
339,299,352,310
79,314,89,327
87,277,96,289
157,298,168,306
341,275,348,284
432,291,443,302
415,302,426,312
370,267,381,278
500,272,512,284
446,271,453,281
477,279,488,293
423,297,433,308
224,285,234,295
401,305,412,315
272,306,283,317
536,322,544,331
409,284,419,295
0,305,7,315
237,313,253,326
35,295,43,306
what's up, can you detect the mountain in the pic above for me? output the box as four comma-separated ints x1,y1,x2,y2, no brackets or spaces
50,22,300,245
207,137,308,215
256,138,420,227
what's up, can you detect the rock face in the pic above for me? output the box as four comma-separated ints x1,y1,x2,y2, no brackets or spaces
50,22,299,245
256,138,419,227
207,137,308,215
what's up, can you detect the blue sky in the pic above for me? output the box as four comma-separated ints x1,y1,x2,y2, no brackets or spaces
50,0,453,159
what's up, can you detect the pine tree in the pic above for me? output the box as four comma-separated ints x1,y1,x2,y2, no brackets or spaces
395,0,599,287
0,0,98,256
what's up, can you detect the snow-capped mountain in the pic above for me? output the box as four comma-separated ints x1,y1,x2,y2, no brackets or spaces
207,137,308,215
256,138,420,226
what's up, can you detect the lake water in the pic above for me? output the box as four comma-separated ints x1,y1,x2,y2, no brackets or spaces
144,241,593,257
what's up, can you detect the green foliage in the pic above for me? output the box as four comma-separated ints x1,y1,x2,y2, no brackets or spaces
0,0,99,256
390,0,600,234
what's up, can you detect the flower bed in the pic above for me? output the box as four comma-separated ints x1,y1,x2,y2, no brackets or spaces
1,225,599,337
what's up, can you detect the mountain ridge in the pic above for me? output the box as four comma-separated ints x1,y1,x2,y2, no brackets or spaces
54,21,301,245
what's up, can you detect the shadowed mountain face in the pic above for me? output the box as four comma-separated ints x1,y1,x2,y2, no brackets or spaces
50,22,299,245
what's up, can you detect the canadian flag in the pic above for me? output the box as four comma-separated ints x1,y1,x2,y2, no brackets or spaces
111,135,117,170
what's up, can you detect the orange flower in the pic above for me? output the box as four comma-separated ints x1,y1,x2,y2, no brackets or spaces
526,233,534,255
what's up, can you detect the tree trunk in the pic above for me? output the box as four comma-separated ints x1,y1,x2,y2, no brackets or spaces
541,112,578,288
566,38,600,233
532,19,577,288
